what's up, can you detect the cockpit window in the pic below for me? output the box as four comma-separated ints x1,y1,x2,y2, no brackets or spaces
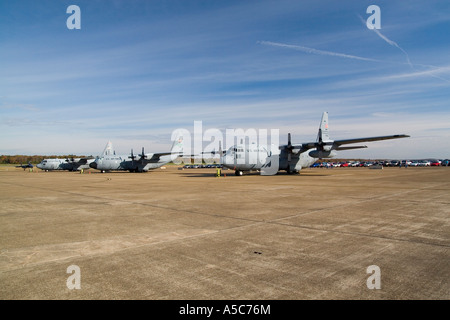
227,147,246,155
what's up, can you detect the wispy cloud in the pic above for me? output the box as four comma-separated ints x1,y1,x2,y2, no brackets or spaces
384,65,450,82
0,102,38,111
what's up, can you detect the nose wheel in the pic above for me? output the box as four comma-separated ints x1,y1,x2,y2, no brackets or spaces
235,170,243,176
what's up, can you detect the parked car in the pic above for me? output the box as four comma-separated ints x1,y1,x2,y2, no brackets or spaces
430,161,441,166
390,160,400,167
418,160,431,166
401,160,412,167
332,163,341,167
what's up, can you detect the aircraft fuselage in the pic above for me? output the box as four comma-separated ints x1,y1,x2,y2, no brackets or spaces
90,154,173,172
37,158,94,171
221,143,317,175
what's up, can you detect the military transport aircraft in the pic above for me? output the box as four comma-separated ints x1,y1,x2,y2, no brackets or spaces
16,162,34,170
36,157,95,171
36,141,112,172
89,132,184,172
219,112,409,176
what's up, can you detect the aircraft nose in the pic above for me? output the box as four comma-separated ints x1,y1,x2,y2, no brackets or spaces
89,161,97,169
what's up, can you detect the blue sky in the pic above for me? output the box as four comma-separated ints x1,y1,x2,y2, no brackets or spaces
1,0,449,159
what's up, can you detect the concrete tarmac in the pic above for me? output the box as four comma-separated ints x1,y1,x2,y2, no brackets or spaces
0,165,448,300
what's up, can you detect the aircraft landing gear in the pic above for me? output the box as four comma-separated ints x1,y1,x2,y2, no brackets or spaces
235,170,243,176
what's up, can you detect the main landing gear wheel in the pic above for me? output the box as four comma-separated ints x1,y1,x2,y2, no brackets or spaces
235,170,243,176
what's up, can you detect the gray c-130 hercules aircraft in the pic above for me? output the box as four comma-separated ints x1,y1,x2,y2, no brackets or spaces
219,112,410,176
89,131,184,172
36,157,94,171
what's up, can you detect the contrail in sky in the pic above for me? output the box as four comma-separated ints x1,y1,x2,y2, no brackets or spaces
258,41,381,62
259,31,450,83
357,14,450,82
373,29,412,67
357,14,413,68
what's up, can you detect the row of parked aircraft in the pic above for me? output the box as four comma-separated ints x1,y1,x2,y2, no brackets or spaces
35,112,410,176
36,138,183,173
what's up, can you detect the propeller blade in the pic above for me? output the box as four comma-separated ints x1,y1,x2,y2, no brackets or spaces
287,133,293,173
140,147,147,158
218,140,223,164
129,149,136,161
317,129,324,150
139,147,147,164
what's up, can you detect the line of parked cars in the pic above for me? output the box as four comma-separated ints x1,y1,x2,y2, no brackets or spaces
311,159,450,168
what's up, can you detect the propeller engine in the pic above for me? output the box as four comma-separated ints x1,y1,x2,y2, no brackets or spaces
286,133,295,173
129,149,136,164
218,140,223,165
138,147,147,164
309,128,336,158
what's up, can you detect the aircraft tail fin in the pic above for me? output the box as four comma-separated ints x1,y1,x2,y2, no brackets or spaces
102,141,115,156
317,111,332,143
169,130,185,160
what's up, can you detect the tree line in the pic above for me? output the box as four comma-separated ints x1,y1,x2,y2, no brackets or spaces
0,155,91,165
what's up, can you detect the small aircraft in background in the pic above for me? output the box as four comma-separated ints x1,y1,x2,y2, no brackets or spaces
15,162,34,170
219,112,410,176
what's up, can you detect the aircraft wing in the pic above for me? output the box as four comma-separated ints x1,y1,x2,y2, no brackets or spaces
281,134,410,152
335,145,367,151
76,157,95,165
144,152,171,162
279,113,410,160
132,133,185,164
137,152,183,163
65,157,94,165
333,134,410,146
